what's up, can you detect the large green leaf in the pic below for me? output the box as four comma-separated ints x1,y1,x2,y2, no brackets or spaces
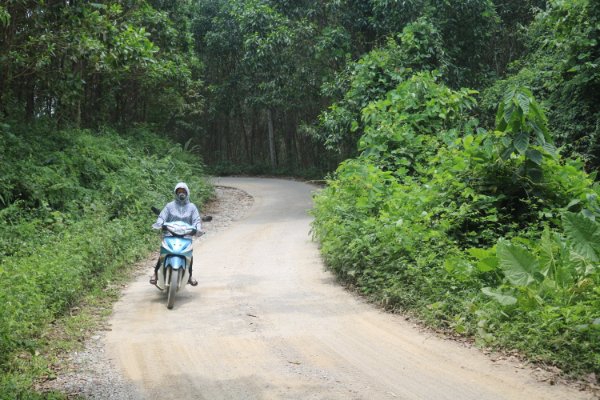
467,247,498,272
515,91,530,115
513,132,529,154
481,287,517,306
562,211,600,262
496,239,538,286
539,229,573,287
525,149,543,165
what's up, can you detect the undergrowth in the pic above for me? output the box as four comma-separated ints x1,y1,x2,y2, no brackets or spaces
311,73,600,378
0,123,212,398
207,161,328,181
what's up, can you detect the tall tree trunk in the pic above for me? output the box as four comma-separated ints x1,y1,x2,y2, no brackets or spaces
75,60,82,128
25,80,34,121
76,100,81,128
238,102,252,163
284,113,296,169
0,57,6,118
267,108,276,168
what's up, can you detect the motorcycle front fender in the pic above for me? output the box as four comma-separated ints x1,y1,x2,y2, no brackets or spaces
166,255,186,270
156,256,190,291
164,256,190,289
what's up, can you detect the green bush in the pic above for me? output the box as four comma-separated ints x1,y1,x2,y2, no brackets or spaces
481,0,600,170
312,75,600,376
0,124,212,394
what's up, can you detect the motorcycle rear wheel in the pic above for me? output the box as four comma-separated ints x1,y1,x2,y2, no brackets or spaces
167,268,179,309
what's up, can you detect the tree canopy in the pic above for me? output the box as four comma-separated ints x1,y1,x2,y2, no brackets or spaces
1,0,597,173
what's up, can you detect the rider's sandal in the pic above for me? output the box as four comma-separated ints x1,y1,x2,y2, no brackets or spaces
149,275,157,285
188,278,198,286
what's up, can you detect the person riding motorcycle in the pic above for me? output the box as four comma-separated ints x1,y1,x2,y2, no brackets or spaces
150,182,201,286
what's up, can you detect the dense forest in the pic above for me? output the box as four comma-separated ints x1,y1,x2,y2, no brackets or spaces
0,0,599,396
2,0,598,173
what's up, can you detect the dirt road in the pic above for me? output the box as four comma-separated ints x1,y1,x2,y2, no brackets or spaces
105,177,591,400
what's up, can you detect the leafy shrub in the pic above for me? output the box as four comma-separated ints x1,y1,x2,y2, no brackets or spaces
481,0,600,170
315,20,448,157
0,124,212,384
312,76,600,376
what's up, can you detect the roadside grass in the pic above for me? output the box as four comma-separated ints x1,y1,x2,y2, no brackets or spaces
0,124,212,398
1,252,152,400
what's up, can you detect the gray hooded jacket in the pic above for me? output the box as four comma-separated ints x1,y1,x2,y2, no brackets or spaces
152,182,202,232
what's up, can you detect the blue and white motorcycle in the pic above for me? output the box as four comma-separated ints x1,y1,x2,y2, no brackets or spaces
155,221,195,309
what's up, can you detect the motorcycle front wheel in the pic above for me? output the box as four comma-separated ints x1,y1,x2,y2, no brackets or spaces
167,268,179,309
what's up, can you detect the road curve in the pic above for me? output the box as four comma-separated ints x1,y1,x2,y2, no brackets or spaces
105,177,590,400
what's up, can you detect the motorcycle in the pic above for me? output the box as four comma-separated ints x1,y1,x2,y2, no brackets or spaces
155,220,195,309
150,207,211,309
